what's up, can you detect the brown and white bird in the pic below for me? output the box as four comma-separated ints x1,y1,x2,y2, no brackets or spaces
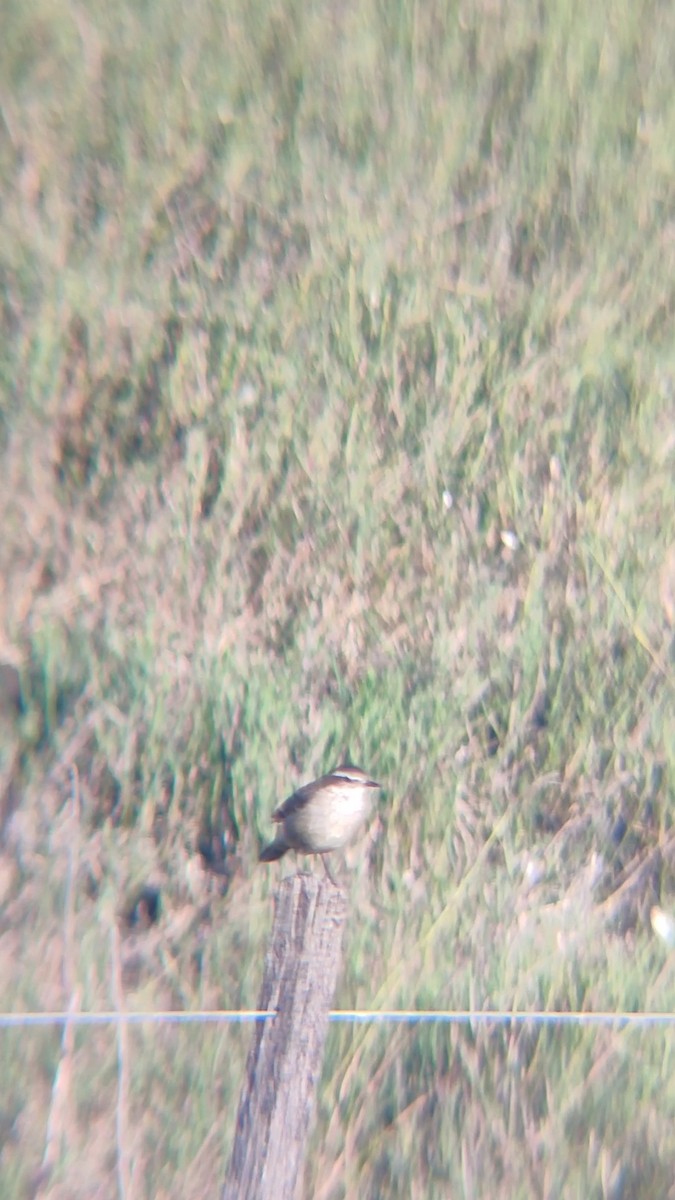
259,764,380,883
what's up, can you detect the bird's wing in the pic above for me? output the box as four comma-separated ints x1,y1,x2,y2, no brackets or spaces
271,774,332,821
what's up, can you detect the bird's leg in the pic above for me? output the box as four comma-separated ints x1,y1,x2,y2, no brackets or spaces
322,855,339,887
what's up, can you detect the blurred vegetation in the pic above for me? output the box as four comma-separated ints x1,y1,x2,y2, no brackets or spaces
0,0,674,1196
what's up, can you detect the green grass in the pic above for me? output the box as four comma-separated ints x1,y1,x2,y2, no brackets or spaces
1,0,674,1195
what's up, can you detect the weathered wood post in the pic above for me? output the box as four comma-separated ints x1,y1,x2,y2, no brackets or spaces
222,873,348,1200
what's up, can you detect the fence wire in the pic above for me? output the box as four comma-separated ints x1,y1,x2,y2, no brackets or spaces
1,1008,674,1029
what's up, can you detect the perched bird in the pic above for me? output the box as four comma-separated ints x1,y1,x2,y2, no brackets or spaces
259,764,380,884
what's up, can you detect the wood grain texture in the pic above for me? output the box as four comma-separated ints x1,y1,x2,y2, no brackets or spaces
223,874,348,1200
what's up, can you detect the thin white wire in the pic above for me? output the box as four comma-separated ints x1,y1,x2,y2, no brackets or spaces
0,1009,674,1028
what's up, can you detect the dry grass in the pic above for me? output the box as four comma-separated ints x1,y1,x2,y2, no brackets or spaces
1,0,674,1196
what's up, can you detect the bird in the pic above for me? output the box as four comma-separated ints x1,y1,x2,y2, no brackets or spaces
259,764,380,885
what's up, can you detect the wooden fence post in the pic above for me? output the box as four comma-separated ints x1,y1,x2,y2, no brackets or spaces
222,873,348,1200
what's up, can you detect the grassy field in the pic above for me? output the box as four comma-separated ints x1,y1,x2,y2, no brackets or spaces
1,0,674,1195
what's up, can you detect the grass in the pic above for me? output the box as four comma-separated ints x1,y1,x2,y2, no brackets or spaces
1,0,674,1195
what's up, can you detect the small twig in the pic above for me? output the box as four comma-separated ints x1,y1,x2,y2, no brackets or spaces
435,191,502,232
111,923,132,1200
586,543,673,682
37,990,81,1191
36,767,81,1191
598,833,675,927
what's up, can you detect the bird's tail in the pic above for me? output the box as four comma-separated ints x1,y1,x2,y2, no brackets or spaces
259,839,287,863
